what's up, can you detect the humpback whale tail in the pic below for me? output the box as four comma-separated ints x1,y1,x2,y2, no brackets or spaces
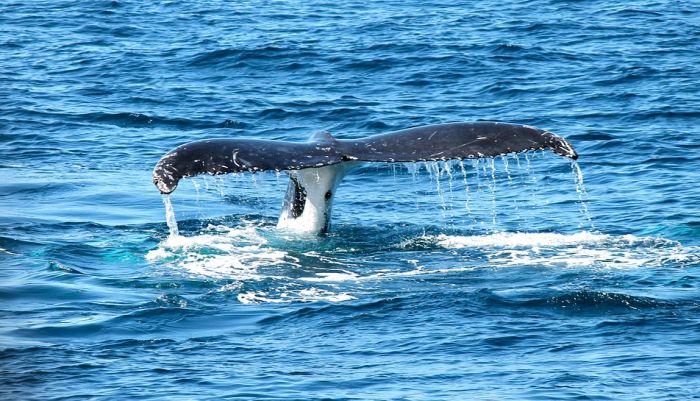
153,122,578,234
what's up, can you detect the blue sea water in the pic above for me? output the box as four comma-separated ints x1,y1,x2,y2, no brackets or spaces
2,0,700,399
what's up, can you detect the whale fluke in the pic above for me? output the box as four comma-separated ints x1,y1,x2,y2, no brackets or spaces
153,122,578,233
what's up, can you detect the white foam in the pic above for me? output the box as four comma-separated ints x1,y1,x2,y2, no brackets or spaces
435,231,608,248
300,266,477,282
146,224,291,280
302,271,360,282
434,231,697,269
0,247,19,256
146,226,698,303
147,224,359,304
236,288,356,304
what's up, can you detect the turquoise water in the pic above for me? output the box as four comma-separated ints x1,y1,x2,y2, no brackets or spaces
2,1,700,399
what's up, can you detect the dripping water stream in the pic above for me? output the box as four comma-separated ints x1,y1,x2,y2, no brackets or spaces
571,161,595,229
158,156,593,238
162,194,180,237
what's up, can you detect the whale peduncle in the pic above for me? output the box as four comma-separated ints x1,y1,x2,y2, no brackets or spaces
276,162,358,234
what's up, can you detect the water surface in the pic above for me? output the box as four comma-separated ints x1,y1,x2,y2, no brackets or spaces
2,1,700,399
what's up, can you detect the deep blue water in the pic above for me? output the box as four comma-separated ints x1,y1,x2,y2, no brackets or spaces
2,1,700,399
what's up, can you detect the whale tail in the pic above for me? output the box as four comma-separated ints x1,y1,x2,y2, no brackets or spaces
153,122,578,233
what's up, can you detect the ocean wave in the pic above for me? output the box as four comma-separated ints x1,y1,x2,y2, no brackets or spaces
187,46,321,67
466,287,686,315
89,112,247,130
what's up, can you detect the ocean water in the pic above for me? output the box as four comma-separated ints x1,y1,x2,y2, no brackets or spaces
2,1,700,399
